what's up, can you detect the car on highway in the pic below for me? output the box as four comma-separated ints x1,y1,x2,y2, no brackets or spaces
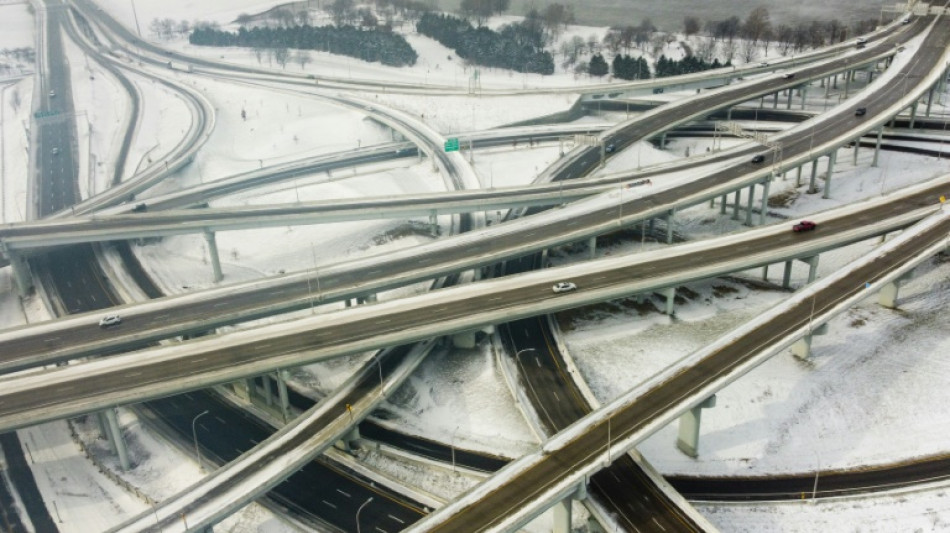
605,143,616,153
792,220,817,233
855,107,867,116
751,154,766,164
51,147,59,155
782,72,795,79
856,37,867,45
48,90,56,97
98,314,122,327
132,203,148,212
552,281,577,293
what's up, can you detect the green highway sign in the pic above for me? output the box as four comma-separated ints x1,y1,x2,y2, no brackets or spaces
444,138,459,152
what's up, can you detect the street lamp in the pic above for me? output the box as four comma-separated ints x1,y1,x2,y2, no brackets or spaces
191,410,210,473
812,448,821,499
356,497,373,533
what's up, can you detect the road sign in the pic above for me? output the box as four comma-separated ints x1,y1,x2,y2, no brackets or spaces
444,138,459,152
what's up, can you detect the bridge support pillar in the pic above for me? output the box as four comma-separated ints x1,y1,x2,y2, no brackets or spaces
366,293,378,303
676,395,716,458
429,210,439,237
800,85,807,110
822,152,836,199
773,91,779,109
204,230,223,283
552,498,572,533
588,236,597,259
335,427,362,453
744,184,755,226
795,165,803,187
926,86,936,117
853,137,860,166
104,408,131,471
662,286,675,316
791,334,813,359
909,100,919,129
824,75,831,97
648,217,655,235
5,249,34,297
759,178,771,225
276,370,290,423
660,132,667,149
804,255,820,284
262,374,274,407
665,209,675,243
843,69,851,98
786,86,793,109
872,127,883,168
719,194,727,214
452,330,477,349
782,260,793,289
878,272,913,308
731,190,741,220
808,159,819,194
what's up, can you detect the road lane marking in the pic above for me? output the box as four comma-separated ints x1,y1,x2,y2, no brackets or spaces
215,416,226,425
321,500,337,509
336,489,351,498
388,515,405,524
653,517,666,531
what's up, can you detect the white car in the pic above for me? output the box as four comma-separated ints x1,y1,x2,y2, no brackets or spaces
552,281,577,293
98,314,122,328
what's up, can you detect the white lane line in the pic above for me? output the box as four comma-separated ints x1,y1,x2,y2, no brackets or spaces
126,372,143,377
388,515,405,524
552,391,560,402
653,517,666,531
215,416,226,425
321,500,337,509
336,489,351,498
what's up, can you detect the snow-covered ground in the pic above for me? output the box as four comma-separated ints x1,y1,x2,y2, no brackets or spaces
3,1,950,531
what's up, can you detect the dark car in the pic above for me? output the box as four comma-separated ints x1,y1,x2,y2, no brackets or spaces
751,154,766,164
782,72,795,79
605,143,616,153
855,107,867,116
793,220,817,232
132,203,148,212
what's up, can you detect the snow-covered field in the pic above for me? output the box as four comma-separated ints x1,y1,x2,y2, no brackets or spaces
2,1,950,531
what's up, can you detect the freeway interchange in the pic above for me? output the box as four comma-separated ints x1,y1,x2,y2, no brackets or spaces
6,1,950,532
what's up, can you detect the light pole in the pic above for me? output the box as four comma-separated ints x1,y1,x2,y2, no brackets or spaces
355,497,373,533
451,425,460,472
191,410,210,473
812,448,821,499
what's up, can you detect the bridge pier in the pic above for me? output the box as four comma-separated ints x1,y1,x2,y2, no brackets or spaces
878,272,914,308
335,427,362,453
808,159,819,194
262,374,274,406
665,209,675,243
795,165,803,187
804,255,820,284
822,151,836,199
552,481,587,533
843,69,851,98
872,126,883,167
792,323,829,360
731,190,741,220
909,100,919,129
204,230,223,283
772,90,779,109
104,408,131,471
782,260,793,289
588,236,597,259
786,86,793,109
800,84,807,110
452,330,477,349
926,86,935,117
276,370,290,422
661,286,675,315
676,395,716,458
744,184,755,226
719,194,727,214
6,250,34,297
852,137,860,166
759,178,771,225
428,210,439,237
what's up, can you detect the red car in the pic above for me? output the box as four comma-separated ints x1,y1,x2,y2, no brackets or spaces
793,220,817,232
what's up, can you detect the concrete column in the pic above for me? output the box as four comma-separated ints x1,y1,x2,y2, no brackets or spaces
853,137,860,166
926,86,935,117
762,264,769,281
366,293,378,303
553,499,572,533
773,91,779,108
843,69,851,98
744,184,755,226
822,152,836,199
808,159,819,194
452,331,477,349
428,210,439,237
872,126,884,168
588,236,597,260
878,273,913,308
105,408,131,471
759,178,771,225
665,209,675,244
660,132,667,148
720,194,727,214
335,427,361,453
726,107,732,121
648,217,655,234
786,86,794,109
676,395,716,458
909,100,918,129
782,260,793,289
5,250,34,297
796,165,803,187
96,412,110,443
800,85,807,110
662,286,675,316
824,75,831,97
276,370,290,422
732,190,741,220
791,334,813,359
805,255,820,284
263,374,273,407
203,230,223,283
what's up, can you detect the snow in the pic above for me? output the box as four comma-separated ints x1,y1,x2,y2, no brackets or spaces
2,1,950,531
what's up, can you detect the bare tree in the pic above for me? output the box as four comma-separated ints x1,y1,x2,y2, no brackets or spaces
235,13,253,28
274,47,290,69
542,3,574,41
693,36,717,62
330,0,355,26
741,7,771,49
461,0,510,26
295,50,311,69
775,24,795,55
683,16,700,37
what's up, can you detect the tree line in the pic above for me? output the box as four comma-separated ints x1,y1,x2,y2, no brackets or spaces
416,12,555,74
189,25,417,67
